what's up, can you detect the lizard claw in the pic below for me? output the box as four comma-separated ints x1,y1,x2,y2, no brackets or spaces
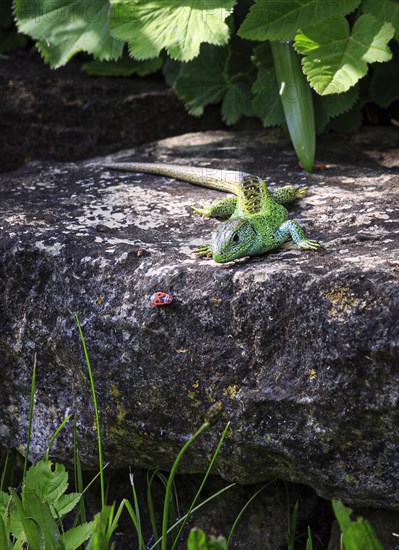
298,239,321,251
193,244,213,258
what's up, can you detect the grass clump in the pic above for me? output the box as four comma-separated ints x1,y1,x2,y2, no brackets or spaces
0,318,386,548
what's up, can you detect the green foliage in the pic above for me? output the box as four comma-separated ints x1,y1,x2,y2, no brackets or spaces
108,0,235,62
287,500,299,550
295,14,394,95
11,0,399,168
0,460,92,549
362,0,399,40
187,528,227,550
82,54,163,77
306,526,313,550
332,499,384,550
14,0,123,67
252,43,284,127
172,37,255,124
370,43,399,107
271,41,315,170
237,0,361,41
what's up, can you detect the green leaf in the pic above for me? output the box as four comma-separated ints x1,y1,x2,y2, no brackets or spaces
86,506,114,550
109,0,235,62
162,57,182,87
238,0,361,41
0,491,9,514
187,528,227,550
314,85,359,133
370,48,399,107
12,492,42,550
332,500,384,550
363,0,399,40
187,528,208,549
174,44,228,115
23,491,65,550
327,101,364,134
295,14,395,95
51,493,81,518
63,522,93,550
14,0,124,68
174,38,254,124
222,81,253,124
271,40,315,171
23,461,68,506
0,491,24,539
252,44,284,127
0,513,11,550
82,55,162,77
207,536,228,550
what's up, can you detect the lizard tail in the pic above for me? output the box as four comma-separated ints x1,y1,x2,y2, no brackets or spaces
102,162,248,195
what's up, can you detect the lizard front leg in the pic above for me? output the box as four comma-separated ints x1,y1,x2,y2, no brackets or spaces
275,219,320,250
271,186,308,204
191,197,237,218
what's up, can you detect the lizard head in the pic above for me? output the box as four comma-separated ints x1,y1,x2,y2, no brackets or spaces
211,218,261,263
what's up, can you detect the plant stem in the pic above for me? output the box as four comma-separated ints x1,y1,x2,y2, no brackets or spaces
76,314,105,508
161,421,210,550
24,354,37,477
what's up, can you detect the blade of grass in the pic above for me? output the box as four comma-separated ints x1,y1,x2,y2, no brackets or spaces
161,403,224,550
160,472,179,543
161,420,211,550
82,463,110,496
147,471,159,542
24,353,37,478
0,450,10,492
73,416,87,527
72,462,109,530
306,526,313,550
227,481,275,547
116,498,146,550
153,470,179,544
129,468,145,550
149,483,236,550
288,500,299,550
171,421,231,550
75,314,105,508
43,415,73,460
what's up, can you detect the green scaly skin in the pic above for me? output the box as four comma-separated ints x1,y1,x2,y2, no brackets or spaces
102,162,321,263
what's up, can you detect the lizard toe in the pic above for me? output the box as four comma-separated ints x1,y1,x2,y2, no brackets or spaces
296,186,309,198
298,239,320,251
193,244,213,258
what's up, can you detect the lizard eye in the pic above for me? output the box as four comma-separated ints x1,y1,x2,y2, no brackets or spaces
232,233,240,243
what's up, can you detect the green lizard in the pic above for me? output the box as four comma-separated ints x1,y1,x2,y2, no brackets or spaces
102,162,321,263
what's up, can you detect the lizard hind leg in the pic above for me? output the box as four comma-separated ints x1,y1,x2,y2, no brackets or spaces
191,196,237,219
276,219,320,250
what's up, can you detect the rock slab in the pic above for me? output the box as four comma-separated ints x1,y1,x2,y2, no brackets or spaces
0,128,398,510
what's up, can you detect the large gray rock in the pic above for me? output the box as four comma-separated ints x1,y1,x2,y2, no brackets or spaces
0,128,398,510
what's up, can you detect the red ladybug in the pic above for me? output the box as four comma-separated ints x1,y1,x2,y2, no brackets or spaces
149,291,174,306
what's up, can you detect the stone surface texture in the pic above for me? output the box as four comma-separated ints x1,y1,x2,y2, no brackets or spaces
0,128,398,511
